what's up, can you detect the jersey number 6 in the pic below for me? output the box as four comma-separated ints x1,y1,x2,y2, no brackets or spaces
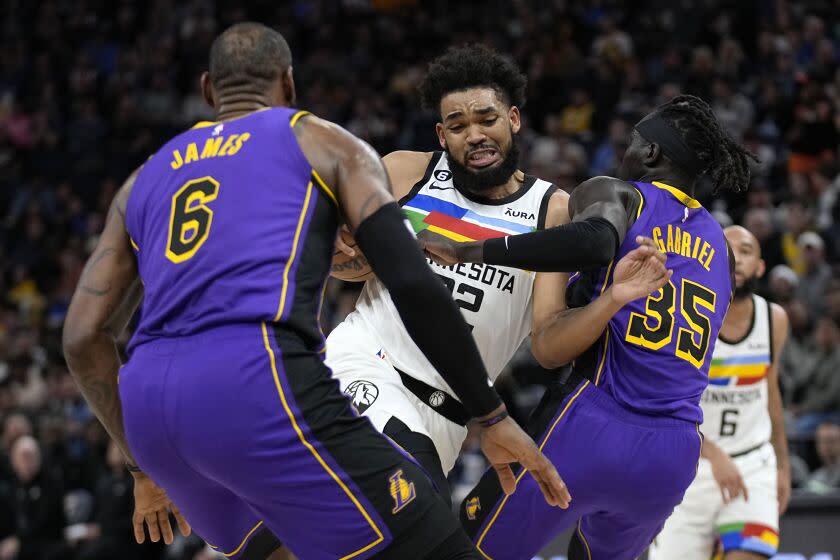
166,177,220,264
625,278,717,368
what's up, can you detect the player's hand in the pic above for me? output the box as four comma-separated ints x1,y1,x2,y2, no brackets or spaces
610,236,672,305
709,449,748,504
132,472,191,545
778,465,791,514
335,225,357,257
418,233,461,265
479,411,571,508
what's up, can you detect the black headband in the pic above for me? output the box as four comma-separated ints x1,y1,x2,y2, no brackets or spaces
635,114,704,175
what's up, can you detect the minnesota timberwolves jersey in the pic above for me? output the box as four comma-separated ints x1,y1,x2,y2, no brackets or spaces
125,108,338,353
570,181,732,423
702,294,773,454
346,152,555,392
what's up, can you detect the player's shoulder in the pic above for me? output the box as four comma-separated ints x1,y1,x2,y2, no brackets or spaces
542,187,570,228
768,300,789,333
382,151,435,200
569,175,639,214
382,151,433,177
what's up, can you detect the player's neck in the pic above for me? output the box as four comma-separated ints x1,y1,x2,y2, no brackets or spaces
214,94,280,122
638,169,696,198
722,294,754,336
465,170,526,200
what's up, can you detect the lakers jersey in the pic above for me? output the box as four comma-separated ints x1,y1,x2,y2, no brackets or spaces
125,108,338,353
701,294,774,454
342,152,555,392
569,181,732,423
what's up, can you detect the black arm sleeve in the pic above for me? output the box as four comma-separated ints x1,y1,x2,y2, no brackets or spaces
482,217,619,272
354,203,502,417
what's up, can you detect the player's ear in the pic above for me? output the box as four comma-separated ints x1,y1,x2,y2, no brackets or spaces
283,66,296,107
200,72,215,109
509,106,521,134
435,122,446,149
757,258,766,279
643,142,661,165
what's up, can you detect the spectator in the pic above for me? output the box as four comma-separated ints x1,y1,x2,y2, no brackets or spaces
0,436,67,560
790,316,840,435
711,74,755,141
66,441,162,560
796,231,833,317
804,422,840,493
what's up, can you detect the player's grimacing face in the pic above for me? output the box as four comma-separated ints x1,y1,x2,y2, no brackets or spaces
435,88,520,171
724,227,765,288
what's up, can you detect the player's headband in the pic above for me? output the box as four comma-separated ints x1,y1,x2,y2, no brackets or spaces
634,113,704,175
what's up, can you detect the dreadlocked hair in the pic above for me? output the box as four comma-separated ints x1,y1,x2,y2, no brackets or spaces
658,95,758,193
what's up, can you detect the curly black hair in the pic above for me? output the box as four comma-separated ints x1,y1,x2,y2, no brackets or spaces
418,44,527,112
658,95,758,193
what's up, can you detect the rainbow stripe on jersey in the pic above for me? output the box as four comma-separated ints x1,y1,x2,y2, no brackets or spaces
403,194,534,241
707,354,770,386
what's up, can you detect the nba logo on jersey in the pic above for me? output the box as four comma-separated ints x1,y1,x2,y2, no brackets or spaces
388,470,416,514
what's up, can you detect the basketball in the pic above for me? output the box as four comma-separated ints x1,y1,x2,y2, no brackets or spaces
331,228,374,282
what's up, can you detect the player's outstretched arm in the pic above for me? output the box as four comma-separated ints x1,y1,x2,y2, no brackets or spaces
295,116,570,507
533,237,671,367
421,176,638,271
62,170,190,545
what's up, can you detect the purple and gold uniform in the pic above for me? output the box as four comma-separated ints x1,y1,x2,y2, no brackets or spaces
460,181,732,560
119,108,458,559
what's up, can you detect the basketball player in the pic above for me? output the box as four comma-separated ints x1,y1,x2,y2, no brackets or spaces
326,44,670,503
61,24,568,560
649,225,790,560
424,95,756,560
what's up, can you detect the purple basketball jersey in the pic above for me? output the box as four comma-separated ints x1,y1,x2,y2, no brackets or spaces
125,108,338,353
572,181,732,423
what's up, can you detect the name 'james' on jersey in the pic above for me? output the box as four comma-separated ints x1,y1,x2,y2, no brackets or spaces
569,181,732,423
125,107,338,353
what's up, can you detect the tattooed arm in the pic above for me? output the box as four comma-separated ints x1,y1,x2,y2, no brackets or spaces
62,170,191,545
63,170,141,464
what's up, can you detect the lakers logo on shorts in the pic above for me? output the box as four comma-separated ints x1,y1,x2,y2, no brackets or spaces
465,496,481,520
345,380,378,414
388,469,416,514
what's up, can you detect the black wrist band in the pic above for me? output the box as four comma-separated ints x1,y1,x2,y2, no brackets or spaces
479,410,509,428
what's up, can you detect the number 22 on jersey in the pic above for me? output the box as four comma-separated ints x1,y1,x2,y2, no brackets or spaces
625,278,717,368
166,176,220,263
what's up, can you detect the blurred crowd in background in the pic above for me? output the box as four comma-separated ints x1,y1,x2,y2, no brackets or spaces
0,0,839,558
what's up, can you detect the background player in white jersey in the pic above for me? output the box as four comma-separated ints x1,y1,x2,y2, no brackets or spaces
327,44,668,502
650,225,791,560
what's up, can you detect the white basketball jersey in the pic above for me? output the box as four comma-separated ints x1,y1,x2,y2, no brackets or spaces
344,152,555,394
701,294,774,454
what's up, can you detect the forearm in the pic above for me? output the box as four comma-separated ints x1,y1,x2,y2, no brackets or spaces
355,204,502,417
770,412,789,473
64,333,135,465
532,287,623,368
701,436,724,461
458,218,619,272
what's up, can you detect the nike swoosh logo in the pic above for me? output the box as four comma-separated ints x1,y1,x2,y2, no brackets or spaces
429,183,454,190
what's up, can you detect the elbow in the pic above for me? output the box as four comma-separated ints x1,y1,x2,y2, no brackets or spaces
531,336,570,370
62,321,97,363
